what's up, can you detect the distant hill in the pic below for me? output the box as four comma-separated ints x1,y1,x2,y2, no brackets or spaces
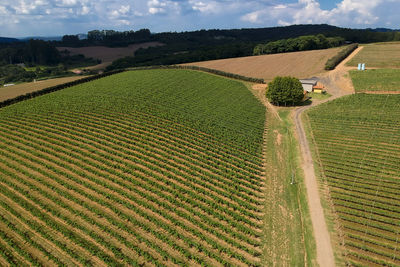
368,27,400,32
19,36,63,41
0,37,20,43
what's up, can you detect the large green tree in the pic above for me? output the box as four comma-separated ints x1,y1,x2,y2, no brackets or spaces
266,76,304,106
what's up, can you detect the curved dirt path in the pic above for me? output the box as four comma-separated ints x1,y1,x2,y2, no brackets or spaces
293,46,363,267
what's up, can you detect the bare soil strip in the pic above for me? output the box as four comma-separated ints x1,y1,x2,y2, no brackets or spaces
0,76,87,102
293,46,364,266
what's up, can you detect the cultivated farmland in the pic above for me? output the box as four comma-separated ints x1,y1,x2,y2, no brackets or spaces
350,69,400,93
347,42,400,68
184,47,341,82
0,69,267,266
307,94,400,266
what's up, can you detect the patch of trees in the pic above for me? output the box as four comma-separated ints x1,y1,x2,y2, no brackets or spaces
266,76,304,106
0,39,100,83
106,42,254,71
0,40,60,66
0,65,36,84
0,64,76,85
253,34,344,55
325,43,358,70
59,29,152,47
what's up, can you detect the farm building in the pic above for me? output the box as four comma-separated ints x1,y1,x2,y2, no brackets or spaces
300,79,317,92
313,82,325,93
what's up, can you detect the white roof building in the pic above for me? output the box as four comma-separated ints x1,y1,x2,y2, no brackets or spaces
299,79,317,93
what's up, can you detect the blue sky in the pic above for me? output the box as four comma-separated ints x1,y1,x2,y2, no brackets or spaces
0,0,399,37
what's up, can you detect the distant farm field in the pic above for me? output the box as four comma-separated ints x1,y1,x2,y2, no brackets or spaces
307,94,400,266
347,42,400,68
0,76,87,102
0,69,267,266
57,42,163,63
350,69,400,93
184,48,341,82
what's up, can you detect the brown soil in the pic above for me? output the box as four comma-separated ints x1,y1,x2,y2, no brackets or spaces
57,42,163,64
184,48,341,82
0,76,87,102
316,46,364,98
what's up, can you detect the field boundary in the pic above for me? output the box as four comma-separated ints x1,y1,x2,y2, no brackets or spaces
325,44,358,70
361,91,400,94
0,70,124,109
127,65,266,84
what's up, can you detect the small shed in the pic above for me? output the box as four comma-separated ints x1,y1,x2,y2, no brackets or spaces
313,82,325,93
300,79,317,93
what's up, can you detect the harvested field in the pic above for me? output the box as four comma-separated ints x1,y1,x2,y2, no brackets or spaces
57,42,163,64
0,76,87,102
184,48,341,82
347,42,400,68
0,69,266,266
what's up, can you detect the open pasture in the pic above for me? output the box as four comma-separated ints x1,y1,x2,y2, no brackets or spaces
307,94,400,266
347,42,400,68
0,69,267,266
184,48,341,82
350,69,400,93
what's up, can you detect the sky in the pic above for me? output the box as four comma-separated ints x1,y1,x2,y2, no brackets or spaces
0,0,399,37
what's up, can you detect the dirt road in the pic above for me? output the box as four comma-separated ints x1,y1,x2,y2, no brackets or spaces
293,46,363,267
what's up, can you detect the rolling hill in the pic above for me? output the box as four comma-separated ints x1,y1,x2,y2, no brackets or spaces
0,69,266,266
184,47,341,82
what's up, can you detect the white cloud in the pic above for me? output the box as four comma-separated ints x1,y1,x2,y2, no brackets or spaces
190,0,218,13
110,5,130,18
56,0,78,7
0,0,399,37
274,4,287,9
241,10,263,24
0,6,7,15
80,5,90,15
241,0,391,27
147,0,167,14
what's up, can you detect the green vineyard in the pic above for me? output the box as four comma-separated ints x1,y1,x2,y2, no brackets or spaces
0,69,266,266
307,94,400,266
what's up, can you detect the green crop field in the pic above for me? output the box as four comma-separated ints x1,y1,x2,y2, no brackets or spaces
350,69,400,92
307,94,400,266
347,42,400,68
0,69,267,266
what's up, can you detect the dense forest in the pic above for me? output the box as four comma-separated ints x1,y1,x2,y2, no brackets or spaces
253,34,345,55
0,40,98,84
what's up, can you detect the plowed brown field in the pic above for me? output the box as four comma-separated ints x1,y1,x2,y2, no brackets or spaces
0,76,87,102
184,48,341,82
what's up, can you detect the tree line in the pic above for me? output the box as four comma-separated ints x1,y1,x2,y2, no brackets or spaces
61,29,151,47
0,40,99,84
253,34,345,55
